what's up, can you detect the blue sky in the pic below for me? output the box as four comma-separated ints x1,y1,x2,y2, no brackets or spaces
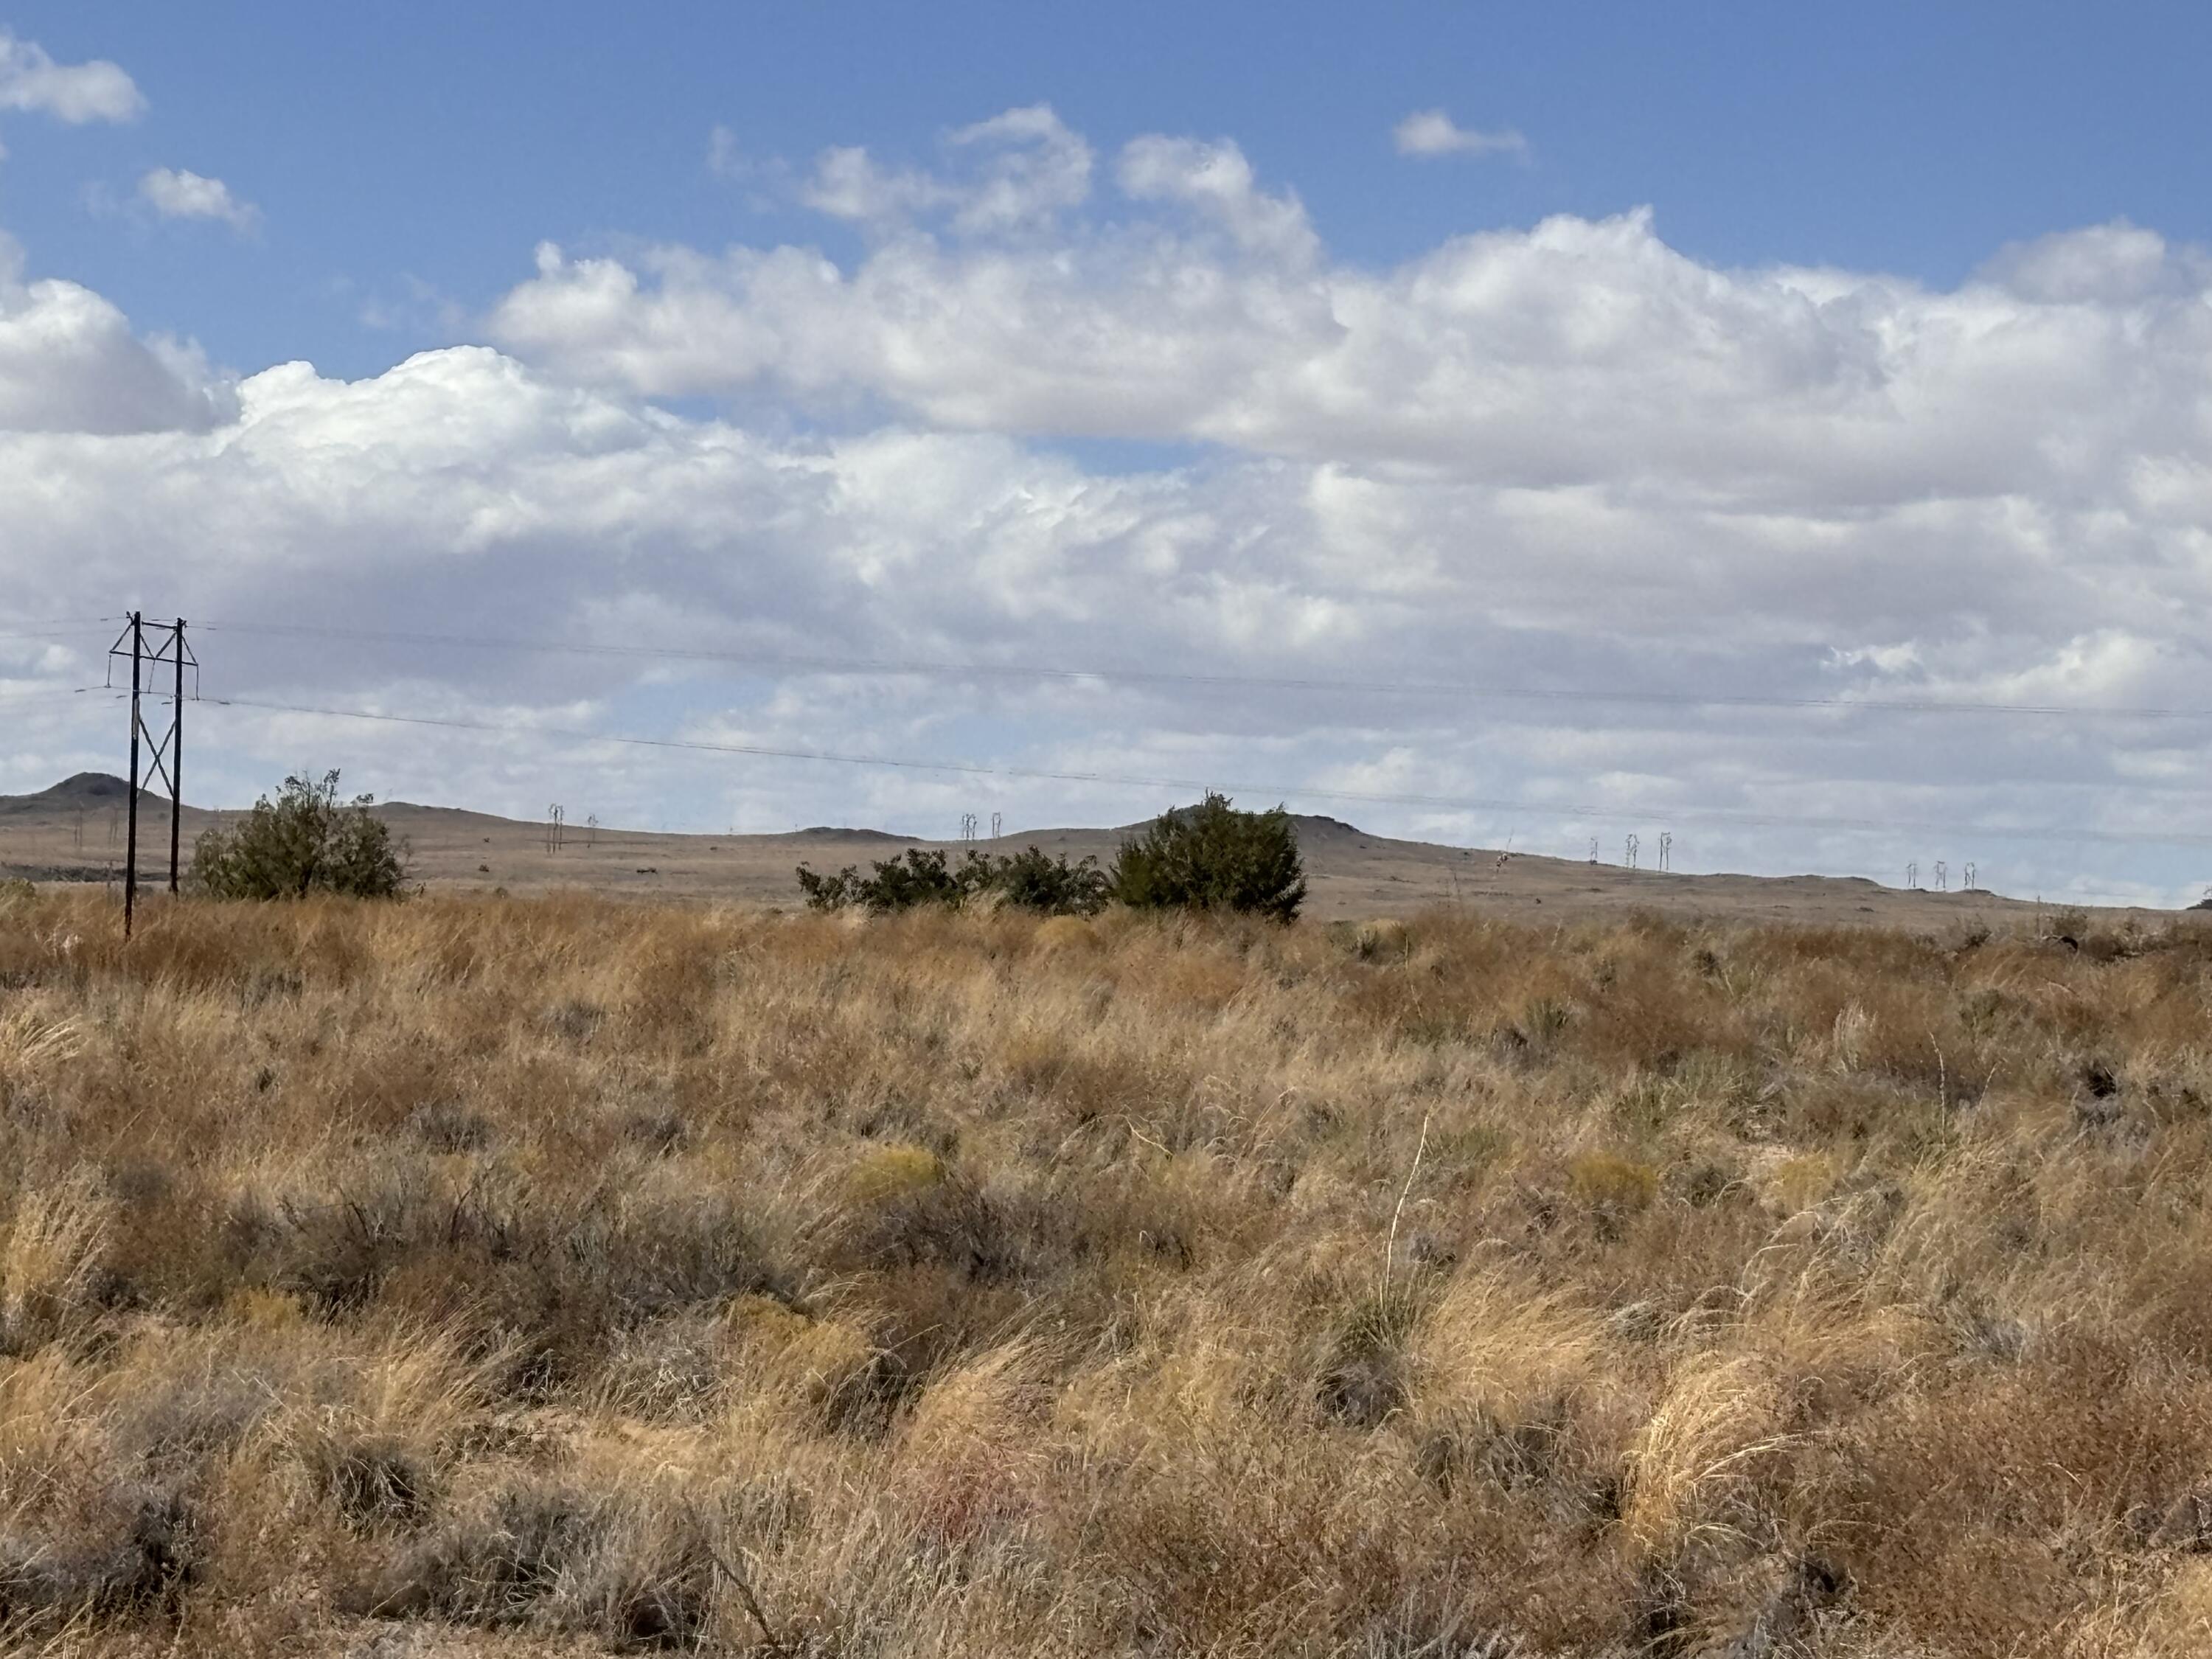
10,2,2211,378
4,6,2212,903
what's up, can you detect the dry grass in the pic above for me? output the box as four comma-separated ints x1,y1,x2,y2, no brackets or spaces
1,891,2211,1655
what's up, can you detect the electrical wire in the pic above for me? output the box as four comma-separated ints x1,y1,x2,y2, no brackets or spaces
200,692,2212,852
189,618,2212,723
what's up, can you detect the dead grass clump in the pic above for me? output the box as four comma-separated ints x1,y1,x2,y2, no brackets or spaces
1317,1292,1419,1428
1623,1354,1792,1560
365,1477,714,1646
0,1171,114,1354
0,1483,201,1632
1567,1148,1659,1221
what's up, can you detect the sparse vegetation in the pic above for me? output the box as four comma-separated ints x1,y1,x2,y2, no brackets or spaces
1,891,2211,1653
192,769,407,900
1111,791,1307,919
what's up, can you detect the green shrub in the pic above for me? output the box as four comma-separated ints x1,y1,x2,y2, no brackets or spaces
796,844,1109,916
797,848,976,914
193,770,408,900
979,846,1110,916
1109,793,1306,922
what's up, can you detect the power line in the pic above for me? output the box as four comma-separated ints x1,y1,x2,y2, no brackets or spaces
189,618,2212,724
201,692,2212,852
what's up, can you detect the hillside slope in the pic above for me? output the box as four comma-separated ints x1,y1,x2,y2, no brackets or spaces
0,772,2095,925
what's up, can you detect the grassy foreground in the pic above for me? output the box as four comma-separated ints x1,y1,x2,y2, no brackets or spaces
3,892,2212,1655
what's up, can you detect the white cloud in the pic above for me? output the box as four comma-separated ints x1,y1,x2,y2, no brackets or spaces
795,103,1091,234
1116,135,1315,259
1393,110,1528,160
3,330,2209,898
0,246,236,432
138,167,260,232
487,193,2212,527
7,106,2212,901
943,105,1093,232
0,29,144,123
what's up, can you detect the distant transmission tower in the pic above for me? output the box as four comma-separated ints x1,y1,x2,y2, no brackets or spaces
1658,832,1672,872
546,804,565,854
990,811,1003,841
1934,859,1948,892
959,813,978,842
1964,861,1976,891
1625,833,1639,872
1587,836,1599,865
1905,860,1919,891
585,813,599,850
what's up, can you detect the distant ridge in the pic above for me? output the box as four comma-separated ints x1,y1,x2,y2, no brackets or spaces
785,827,913,844
0,771,2163,924
0,772,171,818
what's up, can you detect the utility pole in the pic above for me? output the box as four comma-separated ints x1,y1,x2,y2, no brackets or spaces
107,615,196,938
123,613,141,936
170,624,185,891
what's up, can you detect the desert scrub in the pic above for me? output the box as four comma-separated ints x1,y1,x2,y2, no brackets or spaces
0,888,2209,1653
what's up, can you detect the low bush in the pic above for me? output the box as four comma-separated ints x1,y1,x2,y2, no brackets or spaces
1110,792,1307,920
975,844,1110,915
797,847,973,912
797,844,1108,915
193,770,407,900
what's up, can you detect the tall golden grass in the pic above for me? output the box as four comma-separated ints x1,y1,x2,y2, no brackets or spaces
1,888,2211,1655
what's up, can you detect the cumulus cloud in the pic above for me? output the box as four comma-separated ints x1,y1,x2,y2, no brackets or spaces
4,332,2209,899
1978,219,2203,303
0,28,144,123
8,105,2212,902
1393,109,1528,159
0,242,237,432
137,167,260,232
1116,134,1316,260
489,195,2212,523
795,103,1091,234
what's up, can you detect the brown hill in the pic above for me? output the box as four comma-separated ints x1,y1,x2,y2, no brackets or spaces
0,772,2147,927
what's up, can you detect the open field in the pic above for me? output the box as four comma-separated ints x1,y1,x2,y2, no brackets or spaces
0,772,2128,927
4,889,2212,1654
